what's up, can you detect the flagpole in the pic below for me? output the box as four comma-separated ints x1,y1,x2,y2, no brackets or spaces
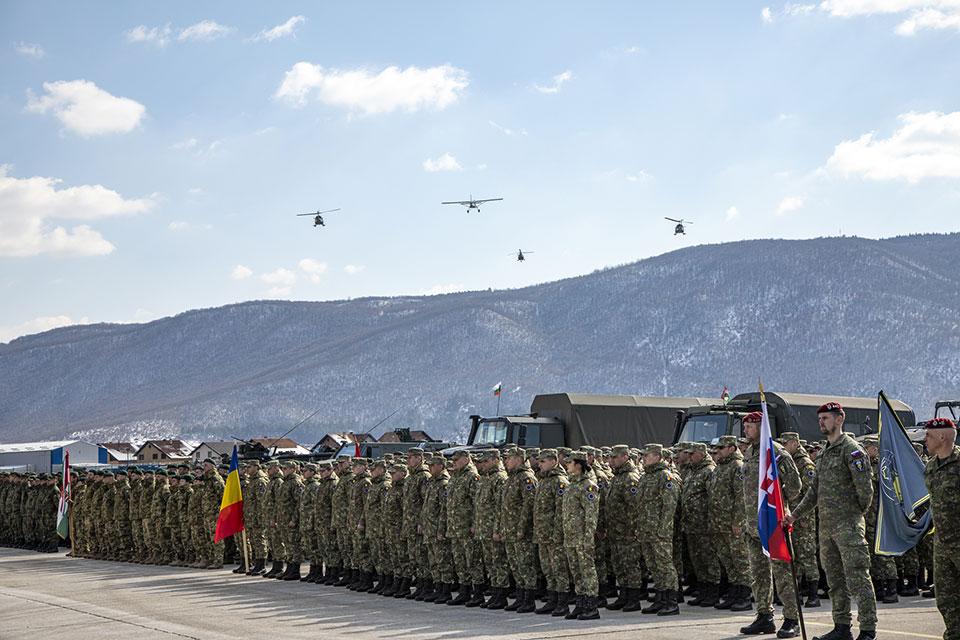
496,392,501,416
783,525,808,640
240,529,250,575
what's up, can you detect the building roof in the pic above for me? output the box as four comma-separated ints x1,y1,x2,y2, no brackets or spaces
249,438,310,455
377,430,435,443
190,441,236,456
134,439,200,459
0,440,80,453
97,442,137,454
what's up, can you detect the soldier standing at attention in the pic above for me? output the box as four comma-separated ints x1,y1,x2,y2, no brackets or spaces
262,459,285,578
365,460,391,593
332,457,354,586
316,461,340,585
604,444,645,612
128,469,144,561
151,470,171,565
861,436,899,604
782,432,822,607
347,459,373,590
476,450,510,609
742,411,803,639
682,442,721,607
277,461,304,580
533,449,572,615
112,470,133,562
561,450,601,620
202,458,226,569
421,455,454,602
445,450,482,607
922,417,959,640
709,435,754,611
637,443,681,616
402,449,431,599
787,402,876,640
380,464,407,596
244,460,269,576
299,463,321,582
499,448,539,613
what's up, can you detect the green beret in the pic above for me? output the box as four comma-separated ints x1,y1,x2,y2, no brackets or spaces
154,469,168,477
102,470,114,477
114,470,127,477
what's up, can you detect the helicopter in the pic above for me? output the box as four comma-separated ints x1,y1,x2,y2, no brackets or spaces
664,217,692,235
512,249,534,262
296,208,341,227
441,195,503,212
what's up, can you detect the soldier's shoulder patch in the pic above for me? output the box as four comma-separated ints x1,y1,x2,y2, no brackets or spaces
629,485,638,495
806,469,816,478
557,487,565,496
665,480,675,490
852,458,867,472
586,492,596,501
850,449,864,459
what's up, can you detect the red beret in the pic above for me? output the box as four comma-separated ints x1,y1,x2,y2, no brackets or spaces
817,402,844,415
742,411,762,424
926,417,956,430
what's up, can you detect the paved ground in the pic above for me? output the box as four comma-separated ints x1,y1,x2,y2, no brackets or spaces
0,548,946,640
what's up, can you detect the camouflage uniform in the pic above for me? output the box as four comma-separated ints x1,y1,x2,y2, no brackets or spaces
924,443,960,640
680,446,719,588
265,463,285,564
402,458,431,581
203,467,226,567
865,445,897,588
446,455,483,589
140,474,156,562
383,467,407,579
365,465,391,579
112,476,133,561
562,466,600,597
534,454,571,595
165,480,184,565
129,475,145,560
743,440,802,621
317,466,339,572
246,466,269,566
605,452,644,589
187,479,205,566
476,455,510,589
423,462,455,586
279,464,304,565
500,452,538,592
793,433,876,633
707,441,751,590
332,465,353,571
788,440,821,585
150,474,172,564
348,464,372,572
638,448,681,595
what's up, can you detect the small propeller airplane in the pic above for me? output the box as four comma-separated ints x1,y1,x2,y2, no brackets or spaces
296,208,341,227
441,195,503,212
664,217,692,235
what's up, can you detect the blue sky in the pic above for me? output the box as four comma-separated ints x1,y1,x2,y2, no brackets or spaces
3,1,960,341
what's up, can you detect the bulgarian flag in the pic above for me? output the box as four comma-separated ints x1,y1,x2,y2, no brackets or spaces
56,451,70,539
721,386,730,405
214,446,244,542
492,382,502,397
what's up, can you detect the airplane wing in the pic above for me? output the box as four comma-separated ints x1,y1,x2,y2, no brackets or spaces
441,201,471,205
475,198,504,204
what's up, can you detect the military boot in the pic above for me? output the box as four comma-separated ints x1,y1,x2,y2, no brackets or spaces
657,590,680,616
578,595,601,620
416,579,434,601
730,585,755,612
433,583,453,604
517,589,537,614
607,586,630,610
381,575,400,596
465,585,487,608
393,577,412,598
698,583,719,607
263,560,283,578
504,589,522,611
805,579,822,607
552,591,572,616
565,595,586,619
901,575,919,596
373,574,390,594
641,590,665,614
623,587,646,612
811,623,853,640
281,563,301,581
335,569,352,587
740,613,776,635
300,564,317,582
486,588,509,610
536,591,558,614
882,579,899,603
232,560,247,574
275,563,291,579
421,580,439,602
448,584,471,606
778,619,801,638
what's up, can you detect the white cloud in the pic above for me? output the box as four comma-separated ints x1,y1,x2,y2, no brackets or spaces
250,15,306,42
489,120,528,136
171,138,198,150
625,170,653,183
777,196,805,215
260,267,297,287
170,137,224,158
762,7,774,22
0,166,153,257
420,283,466,296
896,7,960,34
26,79,146,137
534,70,573,94
298,258,328,283
785,3,817,16
167,221,211,232
423,152,463,172
344,264,365,275
0,315,86,344
126,24,173,46
15,42,45,58
230,264,253,280
814,1,960,35
725,206,740,221
179,20,234,42
275,62,469,114
825,111,960,182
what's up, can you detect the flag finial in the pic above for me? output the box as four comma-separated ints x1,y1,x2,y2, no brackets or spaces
758,378,766,402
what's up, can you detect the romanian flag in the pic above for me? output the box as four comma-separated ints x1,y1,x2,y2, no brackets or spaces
214,446,244,542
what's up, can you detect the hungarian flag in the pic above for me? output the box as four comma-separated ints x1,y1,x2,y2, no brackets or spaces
757,386,791,561
56,451,70,539
214,446,244,542
492,382,502,397
721,386,730,405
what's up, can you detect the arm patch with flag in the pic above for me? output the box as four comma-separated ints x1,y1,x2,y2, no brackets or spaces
214,446,244,542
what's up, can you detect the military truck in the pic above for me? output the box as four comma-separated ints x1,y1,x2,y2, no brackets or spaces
673,391,916,445
453,393,717,452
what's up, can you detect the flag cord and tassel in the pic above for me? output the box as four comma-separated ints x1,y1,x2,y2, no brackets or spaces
783,524,809,640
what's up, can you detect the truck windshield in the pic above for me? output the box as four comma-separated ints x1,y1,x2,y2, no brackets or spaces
474,420,508,446
678,414,729,443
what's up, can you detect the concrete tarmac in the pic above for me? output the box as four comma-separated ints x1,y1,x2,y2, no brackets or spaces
0,548,946,640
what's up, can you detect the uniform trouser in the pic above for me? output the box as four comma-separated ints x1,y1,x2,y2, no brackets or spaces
368,538,388,574
452,537,484,585
115,520,132,559
538,539,571,592
746,533,799,619
919,534,935,581
204,521,225,565
504,539,537,589
320,530,337,568
248,524,267,560
640,535,679,591
156,525,171,562
336,528,352,568
390,538,409,576
142,518,153,556
269,525,285,563
299,523,314,563
899,547,920,578
866,526,897,580
131,517,143,556
284,524,302,563
935,540,960,640
820,524,876,631
793,517,819,583
427,539,456,583
715,530,751,586
595,531,610,581
686,533,720,583
565,543,599,597
610,539,644,588
406,536,428,579
352,534,370,571
481,539,510,587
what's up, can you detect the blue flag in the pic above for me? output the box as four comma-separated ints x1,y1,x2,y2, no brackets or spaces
875,390,932,555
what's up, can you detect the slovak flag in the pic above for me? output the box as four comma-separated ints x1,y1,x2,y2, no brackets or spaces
757,393,791,561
